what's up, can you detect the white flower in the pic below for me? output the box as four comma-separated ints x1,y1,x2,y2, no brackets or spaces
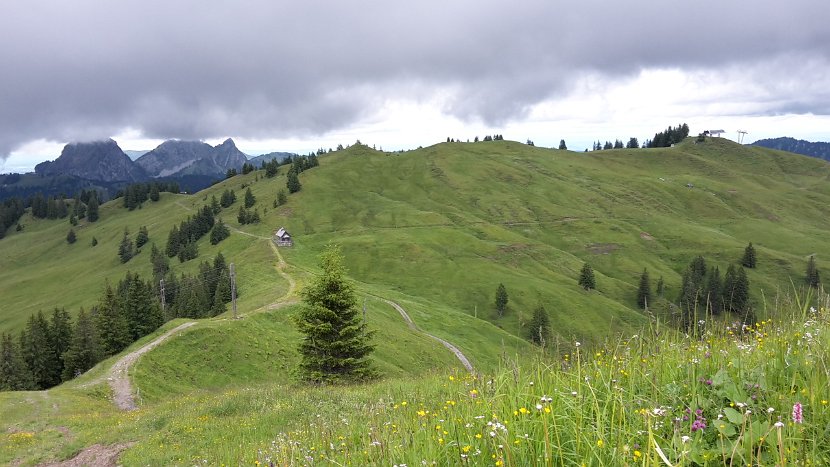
774,421,785,428
536,404,543,411
575,342,581,347
681,435,691,443
571,391,578,396
767,407,775,413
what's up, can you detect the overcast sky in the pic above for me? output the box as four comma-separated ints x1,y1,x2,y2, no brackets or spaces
2,0,830,173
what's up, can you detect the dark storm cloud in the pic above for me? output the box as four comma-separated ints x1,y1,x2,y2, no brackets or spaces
1,0,828,156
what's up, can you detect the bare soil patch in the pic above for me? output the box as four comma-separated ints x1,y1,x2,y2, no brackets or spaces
38,442,135,467
640,232,655,241
586,243,620,255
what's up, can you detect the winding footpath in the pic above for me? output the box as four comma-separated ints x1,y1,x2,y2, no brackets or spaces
382,299,475,373
108,322,197,410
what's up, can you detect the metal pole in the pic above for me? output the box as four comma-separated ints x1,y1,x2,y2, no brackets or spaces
230,263,237,319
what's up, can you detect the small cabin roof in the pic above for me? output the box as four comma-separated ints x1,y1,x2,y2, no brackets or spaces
276,227,287,237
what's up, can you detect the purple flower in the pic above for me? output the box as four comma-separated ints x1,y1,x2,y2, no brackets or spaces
792,402,803,424
691,419,707,431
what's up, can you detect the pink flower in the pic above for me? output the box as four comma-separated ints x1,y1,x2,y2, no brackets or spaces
792,402,803,424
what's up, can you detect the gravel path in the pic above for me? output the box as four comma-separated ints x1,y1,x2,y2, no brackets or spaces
382,299,475,373
108,322,197,411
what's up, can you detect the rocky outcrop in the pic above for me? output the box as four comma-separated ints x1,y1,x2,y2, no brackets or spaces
34,139,146,182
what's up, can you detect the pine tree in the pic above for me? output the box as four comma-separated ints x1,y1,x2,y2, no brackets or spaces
135,226,149,249
296,245,376,383
733,267,750,314
495,283,508,317
210,220,230,245
149,183,160,202
95,285,131,356
244,187,256,208
806,255,821,289
165,225,181,257
527,304,551,346
150,243,170,279
276,189,288,206
91,236,98,247
741,242,757,268
48,308,72,383
118,229,134,263
558,140,567,150
61,308,102,380
722,264,737,313
656,276,665,297
0,332,34,390
86,193,99,222
705,266,722,315
287,169,302,193
578,263,596,290
119,272,163,340
66,228,76,244
637,268,651,309
211,269,231,316
20,311,57,389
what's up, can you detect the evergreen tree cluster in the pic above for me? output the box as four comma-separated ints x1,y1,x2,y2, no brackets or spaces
645,123,690,148
0,197,25,239
165,205,215,259
677,256,751,328
210,219,230,245
592,138,640,151
241,162,256,175
527,304,551,347
30,193,69,220
220,189,237,208
0,253,234,391
495,283,509,317
116,181,178,210
237,206,261,225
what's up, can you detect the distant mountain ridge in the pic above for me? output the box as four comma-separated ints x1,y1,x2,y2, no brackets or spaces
752,137,830,161
248,151,296,167
34,139,146,182
135,138,248,177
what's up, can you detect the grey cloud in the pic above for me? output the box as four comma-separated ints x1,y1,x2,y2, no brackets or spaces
1,0,829,157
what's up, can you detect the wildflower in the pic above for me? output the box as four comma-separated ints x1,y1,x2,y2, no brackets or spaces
634,450,642,459
774,421,785,428
792,402,803,424
575,341,581,347
597,439,604,448
536,404,543,411
767,407,775,413
681,435,691,443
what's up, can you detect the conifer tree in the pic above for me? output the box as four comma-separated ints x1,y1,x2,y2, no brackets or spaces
276,189,288,206
211,270,231,316
705,266,722,315
165,225,181,257
118,230,134,263
149,183,160,202
135,226,149,249
722,264,737,313
210,220,230,245
558,140,567,150
656,276,665,297
20,311,57,389
527,304,551,346
244,187,256,208
296,245,376,383
66,228,76,244
95,285,131,356
578,263,596,290
48,308,72,383
86,193,99,222
741,242,757,268
806,255,821,289
61,308,102,380
0,332,34,390
287,169,302,193
637,268,651,309
119,272,163,340
150,243,170,279
495,283,508,317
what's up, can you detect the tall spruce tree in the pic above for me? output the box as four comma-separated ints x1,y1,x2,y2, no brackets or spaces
741,242,757,268
118,230,134,263
0,332,34,390
20,311,59,389
244,187,256,208
656,276,665,297
296,245,376,383
806,255,821,289
287,169,302,193
705,266,722,315
578,263,596,290
95,285,131,356
495,283,509,317
135,226,149,249
61,308,102,380
86,192,99,222
48,308,72,384
527,304,551,346
637,268,651,309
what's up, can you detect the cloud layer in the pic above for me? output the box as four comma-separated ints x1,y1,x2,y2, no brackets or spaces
1,0,829,157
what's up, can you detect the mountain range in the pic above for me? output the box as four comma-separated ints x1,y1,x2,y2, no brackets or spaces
752,137,830,161
1,139,298,200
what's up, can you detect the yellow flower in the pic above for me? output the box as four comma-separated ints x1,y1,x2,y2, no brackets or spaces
417,410,427,417
401,401,407,406
438,438,444,444
519,407,529,415
462,445,472,453
475,433,483,439
597,439,604,448
495,461,504,467
634,450,642,458
449,375,455,381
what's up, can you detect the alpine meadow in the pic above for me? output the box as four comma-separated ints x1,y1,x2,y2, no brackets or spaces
3,136,830,465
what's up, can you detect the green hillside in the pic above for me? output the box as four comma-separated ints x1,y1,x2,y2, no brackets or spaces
3,137,830,464
3,137,830,345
